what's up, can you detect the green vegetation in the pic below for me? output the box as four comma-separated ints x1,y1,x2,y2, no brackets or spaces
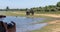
0,11,52,18
32,2,60,13
35,11,60,14
0,11,26,16
0,2,60,14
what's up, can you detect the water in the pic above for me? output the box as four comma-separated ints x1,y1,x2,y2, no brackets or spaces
1,16,47,32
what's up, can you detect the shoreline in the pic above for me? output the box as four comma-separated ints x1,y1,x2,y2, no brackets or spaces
0,11,60,18
12,12,60,18
31,19,60,32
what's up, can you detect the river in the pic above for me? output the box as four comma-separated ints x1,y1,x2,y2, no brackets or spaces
0,16,47,32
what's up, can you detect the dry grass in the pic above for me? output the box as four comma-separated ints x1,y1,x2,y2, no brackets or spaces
31,20,60,32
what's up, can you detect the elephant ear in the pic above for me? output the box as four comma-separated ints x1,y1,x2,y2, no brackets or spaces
11,21,15,25
7,23,13,29
11,21,14,23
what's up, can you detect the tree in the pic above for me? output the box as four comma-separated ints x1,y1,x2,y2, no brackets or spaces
50,8,56,12
6,6,9,11
44,6,50,12
56,2,60,7
25,8,28,11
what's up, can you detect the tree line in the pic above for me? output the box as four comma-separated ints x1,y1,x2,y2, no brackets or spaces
32,2,60,12
0,2,60,12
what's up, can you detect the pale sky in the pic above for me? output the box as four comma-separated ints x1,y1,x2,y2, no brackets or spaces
0,0,60,9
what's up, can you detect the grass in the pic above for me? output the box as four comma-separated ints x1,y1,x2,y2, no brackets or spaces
41,18,59,23
30,23,60,32
0,11,26,16
0,11,54,18
30,19,60,32
31,24,54,32
36,11,60,14
31,23,60,32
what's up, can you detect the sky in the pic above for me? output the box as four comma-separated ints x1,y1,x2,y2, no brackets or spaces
0,0,60,9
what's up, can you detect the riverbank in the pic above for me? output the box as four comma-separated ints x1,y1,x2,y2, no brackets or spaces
31,19,60,32
0,11,60,22
0,11,60,18
12,11,60,18
35,14,60,18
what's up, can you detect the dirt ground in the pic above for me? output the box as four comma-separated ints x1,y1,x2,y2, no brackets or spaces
35,14,60,18
48,20,60,32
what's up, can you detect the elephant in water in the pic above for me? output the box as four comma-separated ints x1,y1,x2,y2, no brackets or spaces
0,21,16,32
7,21,16,32
26,9,30,15
26,9,34,16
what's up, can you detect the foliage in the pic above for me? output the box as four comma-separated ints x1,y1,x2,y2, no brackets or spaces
56,2,60,7
0,2,60,12
6,6,9,11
